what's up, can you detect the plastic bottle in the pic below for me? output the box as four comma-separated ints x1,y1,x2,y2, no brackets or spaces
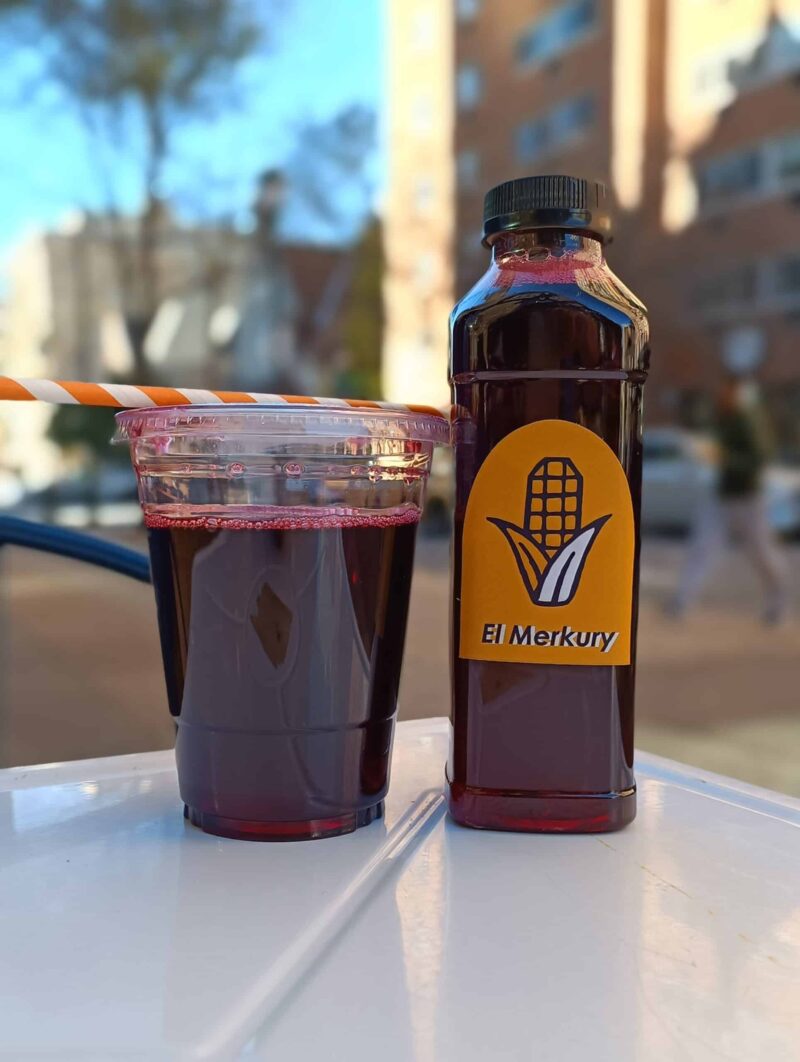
448,175,650,832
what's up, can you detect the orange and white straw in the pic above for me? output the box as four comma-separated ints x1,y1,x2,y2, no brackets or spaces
0,376,446,419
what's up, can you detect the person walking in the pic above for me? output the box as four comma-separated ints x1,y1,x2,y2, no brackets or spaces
671,378,789,624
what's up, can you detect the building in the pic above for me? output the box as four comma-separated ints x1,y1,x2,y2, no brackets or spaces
0,205,357,492
382,0,455,406
674,10,800,446
384,0,800,448
0,210,354,391
0,236,62,493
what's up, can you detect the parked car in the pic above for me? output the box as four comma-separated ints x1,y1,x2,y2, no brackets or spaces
642,426,800,535
10,463,140,528
422,446,454,534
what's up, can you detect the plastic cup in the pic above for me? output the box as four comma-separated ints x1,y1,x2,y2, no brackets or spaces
114,403,448,840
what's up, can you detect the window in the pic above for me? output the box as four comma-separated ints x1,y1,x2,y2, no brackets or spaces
694,24,800,111
549,94,595,140
517,0,596,68
729,18,800,92
697,149,762,206
775,134,800,183
456,0,481,22
699,133,800,211
695,264,758,311
775,254,800,296
457,64,482,109
697,255,800,316
456,149,480,187
516,118,548,162
691,38,756,111
410,93,433,135
411,9,434,51
413,176,434,214
692,55,736,108
515,93,595,163
415,252,436,289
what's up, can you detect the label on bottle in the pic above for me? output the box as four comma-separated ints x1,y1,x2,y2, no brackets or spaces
459,420,634,666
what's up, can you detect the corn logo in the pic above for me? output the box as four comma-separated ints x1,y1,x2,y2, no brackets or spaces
460,420,634,666
488,456,610,607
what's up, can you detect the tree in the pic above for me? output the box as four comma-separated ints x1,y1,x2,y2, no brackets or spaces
285,104,376,244
47,405,126,466
283,105,381,396
336,216,383,399
0,0,263,374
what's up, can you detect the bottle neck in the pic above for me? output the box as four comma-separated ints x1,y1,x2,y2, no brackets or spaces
489,229,605,266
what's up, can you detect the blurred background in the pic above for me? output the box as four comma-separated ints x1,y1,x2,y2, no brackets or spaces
0,0,798,794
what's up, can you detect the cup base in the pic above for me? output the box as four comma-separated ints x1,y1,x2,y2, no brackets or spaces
184,801,384,842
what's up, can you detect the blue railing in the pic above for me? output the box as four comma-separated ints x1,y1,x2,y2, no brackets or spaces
0,516,150,583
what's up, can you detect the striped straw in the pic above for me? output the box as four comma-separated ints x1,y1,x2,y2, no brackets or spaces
0,376,446,419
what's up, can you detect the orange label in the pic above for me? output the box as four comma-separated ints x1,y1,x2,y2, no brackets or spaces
460,420,634,666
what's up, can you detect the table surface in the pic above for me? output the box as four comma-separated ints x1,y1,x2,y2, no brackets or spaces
1,718,799,1061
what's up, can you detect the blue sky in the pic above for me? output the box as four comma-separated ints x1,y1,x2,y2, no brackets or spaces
0,0,383,256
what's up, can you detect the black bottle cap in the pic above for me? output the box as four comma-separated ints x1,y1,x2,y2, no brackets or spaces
482,175,611,244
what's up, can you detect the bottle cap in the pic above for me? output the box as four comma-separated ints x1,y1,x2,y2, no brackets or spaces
482,175,611,244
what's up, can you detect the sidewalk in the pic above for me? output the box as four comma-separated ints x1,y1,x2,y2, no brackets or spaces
2,532,798,795
400,537,800,795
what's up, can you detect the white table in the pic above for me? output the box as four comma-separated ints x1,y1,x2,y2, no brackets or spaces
1,718,798,1061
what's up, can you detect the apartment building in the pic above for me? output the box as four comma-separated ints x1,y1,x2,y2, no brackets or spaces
382,0,455,406
384,0,800,445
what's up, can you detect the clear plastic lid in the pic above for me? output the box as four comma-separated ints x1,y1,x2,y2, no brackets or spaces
114,401,450,446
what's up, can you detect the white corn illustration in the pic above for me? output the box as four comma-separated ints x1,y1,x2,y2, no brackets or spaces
488,455,610,607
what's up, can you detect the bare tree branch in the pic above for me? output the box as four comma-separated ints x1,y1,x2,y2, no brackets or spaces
0,0,266,375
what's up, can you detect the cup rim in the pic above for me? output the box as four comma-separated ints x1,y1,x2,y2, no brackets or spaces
113,401,450,446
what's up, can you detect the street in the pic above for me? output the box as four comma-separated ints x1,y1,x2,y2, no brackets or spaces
2,532,799,795
402,536,800,796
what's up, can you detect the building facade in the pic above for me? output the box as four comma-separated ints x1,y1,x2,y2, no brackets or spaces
0,236,61,493
382,0,455,406
384,0,800,448
0,208,356,492
0,212,354,392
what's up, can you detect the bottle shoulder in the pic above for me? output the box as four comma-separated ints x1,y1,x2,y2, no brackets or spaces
578,264,649,333
450,261,649,377
452,263,645,350
452,261,647,335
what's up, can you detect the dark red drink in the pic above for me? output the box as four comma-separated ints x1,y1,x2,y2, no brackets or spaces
449,176,649,832
146,510,417,840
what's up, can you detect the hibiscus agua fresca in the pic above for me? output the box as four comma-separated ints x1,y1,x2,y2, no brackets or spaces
115,401,447,840
448,175,650,833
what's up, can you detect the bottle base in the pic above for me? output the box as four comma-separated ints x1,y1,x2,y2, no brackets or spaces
447,779,635,833
184,801,384,841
